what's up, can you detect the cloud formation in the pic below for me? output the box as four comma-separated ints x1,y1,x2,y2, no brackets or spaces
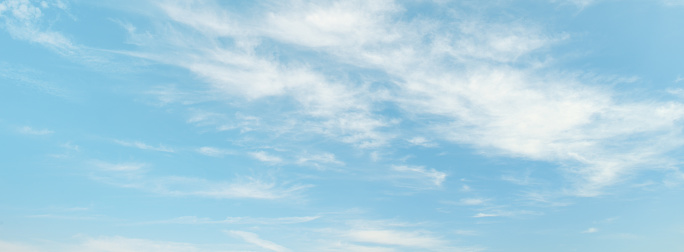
227,230,291,252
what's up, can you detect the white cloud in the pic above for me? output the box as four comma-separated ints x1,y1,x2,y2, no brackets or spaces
0,62,69,97
0,240,41,252
227,230,291,252
297,152,344,168
345,229,446,248
0,0,74,52
90,161,308,200
473,213,500,218
320,243,395,252
662,0,684,6
391,165,446,187
0,236,226,252
196,146,234,157
250,151,284,164
108,0,684,196
460,198,487,206
142,176,309,200
146,215,319,225
407,137,437,147
582,227,599,233
128,0,395,148
472,210,540,218
114,140,175,153
72,236,202,252
91,160,145,172
263,0,401,48
17,126,53,135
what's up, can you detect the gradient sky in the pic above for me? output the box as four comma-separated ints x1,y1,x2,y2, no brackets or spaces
2,0,684,251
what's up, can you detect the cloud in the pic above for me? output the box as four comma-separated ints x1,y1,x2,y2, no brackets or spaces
472,210,540,218
123,0,395,148
196,146,234,157
459,198,487,206
90,161,308,200
311,219,483,252
297,152,344,168
144,215,319,225
72,236,205,252
134,176,309,200
320,243,395,252
250,151,284,164
114,140,175,153
582,227,599,233
407,137,437,147
391,165,447,187
60,0,684,197
557,0,597,7
662,0,684,6
345,229,446,248
17,126,53,135
0,236,225,252
0,62,69,97
473,213,500,218
226,230,291,252
0,240,41,252
91,160,145,172
0,0,75,52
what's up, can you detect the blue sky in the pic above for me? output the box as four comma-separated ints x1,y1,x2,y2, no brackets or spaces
2,0,684,251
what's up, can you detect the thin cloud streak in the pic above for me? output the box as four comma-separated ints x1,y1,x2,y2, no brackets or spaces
17,126,53,135
114,140,175,153
140,215,320,225
89,161,309,200
227,230,291,252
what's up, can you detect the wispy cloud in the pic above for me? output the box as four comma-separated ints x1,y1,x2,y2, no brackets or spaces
196,146,234,157
582,227,599,233
114,140,175,153
121,0,395,148
0,240,41,252
112,0,684,197
89,161,308,200
459,198,488,206
0,62,69,97
134,176,308,200
472,210,540,218
250,151,284,164
391,165,447,188
18,0,679,201
407,137,437,147
0,0,74,53
226,230,291,252
26,214,99,221
73,236,206,252
2,236,224,252
345,229,446,249
310,218,482,252
143,215,319,225
473,213,500,218
297,152,344,169
91,160,145,172
17,126,53,135
662,0,684,6
551,0,598,9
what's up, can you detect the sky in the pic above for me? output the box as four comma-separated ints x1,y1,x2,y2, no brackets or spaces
1,0,684,251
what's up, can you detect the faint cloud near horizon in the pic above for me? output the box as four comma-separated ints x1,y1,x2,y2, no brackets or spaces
17,126,53,135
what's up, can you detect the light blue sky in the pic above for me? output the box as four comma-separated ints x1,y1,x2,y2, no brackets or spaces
2,0,684,251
